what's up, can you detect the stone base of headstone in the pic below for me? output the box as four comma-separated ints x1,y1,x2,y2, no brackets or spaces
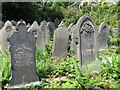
7,81,42,89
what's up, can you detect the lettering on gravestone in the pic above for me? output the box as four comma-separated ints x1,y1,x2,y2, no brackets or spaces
8,21,39,86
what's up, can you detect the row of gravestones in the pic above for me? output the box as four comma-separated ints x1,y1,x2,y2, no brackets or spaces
53,14,112,66
0,14,112,88
0,19,59,53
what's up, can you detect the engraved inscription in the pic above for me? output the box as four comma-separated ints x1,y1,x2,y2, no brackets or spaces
14,44,34,66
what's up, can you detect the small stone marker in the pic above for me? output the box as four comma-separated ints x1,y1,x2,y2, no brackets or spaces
76,14,98,66
1,20,16,50
8,21,39,88
28,21,45,52
47,22,55,35
98,22,109,50
53,22,69,58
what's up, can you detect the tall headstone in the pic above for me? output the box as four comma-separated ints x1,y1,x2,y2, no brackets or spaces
28,21,45,52
98,22,109,50
8,21,39,88
76,14,98,66
40,21,50,44
1,20,16,50
53,22,69,58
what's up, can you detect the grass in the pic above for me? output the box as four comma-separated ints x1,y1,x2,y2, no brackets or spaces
0,32,120,89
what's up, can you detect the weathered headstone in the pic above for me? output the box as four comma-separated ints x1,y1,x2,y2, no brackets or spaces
40,21,50,44
8,21,39,88
1,20,16,50
98,22,109,50
76,14,98,66
53,22,69,58
28,21,45,52
47,22,55,35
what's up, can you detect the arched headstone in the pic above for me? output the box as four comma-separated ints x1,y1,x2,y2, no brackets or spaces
98,22,109,50
1,20,16,50
76,14,98,66
28,21,45,52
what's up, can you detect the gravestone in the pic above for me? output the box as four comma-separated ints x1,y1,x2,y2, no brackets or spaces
1,20,16,50
40,21,50,44
54,18,60,27
98,22,109,50
47,22,55,35
76,14,98,66
53,23,69,58
8,21,39,88
28,21,45,52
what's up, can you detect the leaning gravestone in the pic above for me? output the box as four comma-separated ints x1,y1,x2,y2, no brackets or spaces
53,22,69,58
98,22,109,51
28,21,45,53
1,20,16,50
8,21,39,88
76,14,98,66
